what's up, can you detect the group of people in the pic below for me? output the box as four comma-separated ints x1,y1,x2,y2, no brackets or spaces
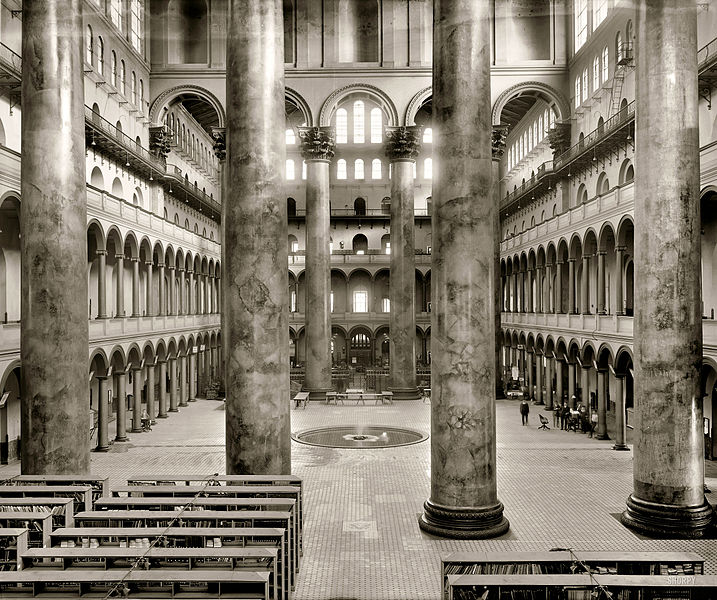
519,393,598,436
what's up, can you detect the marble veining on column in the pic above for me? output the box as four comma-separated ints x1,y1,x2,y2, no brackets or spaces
224,0,291,475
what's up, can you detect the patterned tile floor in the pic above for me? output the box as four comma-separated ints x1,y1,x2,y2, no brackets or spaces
1,398,716,599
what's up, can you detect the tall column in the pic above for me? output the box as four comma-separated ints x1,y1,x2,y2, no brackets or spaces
545,356,553,410
385,126,422,401
597,251,606,314
158,263,166,316
96,250,108,319
168,357,178,412
555,260,563,313
196,349,204,397
535,353,543,404
188,270,195,314
146,364,156,421
581,255,590,314
615,246,625,315
518,270,525,312
299,127,334,402
492,127,507,399
21,0,90,474
581,365,590,408
95,376,109,451
145,260,153,316
131,366,143,432
225,2,290,475
545,263,553,313
114,371,128,442
613,375,629,451
568,362,576,407
188,352,197,401
131,258,140,317
115,254,125,317
556,360,564,407
177,267,185,315
596,368,609,439
420,0,508,539
167,266,176,315
512,270,518,312
205,274,211,314
526,268,533,313
179,355,188,407
535,266,542,313
568,258,576,314
157,361,168,418
204,347,211,386
622,0,713,538
526,351,534,399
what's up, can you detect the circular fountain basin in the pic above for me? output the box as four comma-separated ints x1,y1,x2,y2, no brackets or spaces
292,426,427,449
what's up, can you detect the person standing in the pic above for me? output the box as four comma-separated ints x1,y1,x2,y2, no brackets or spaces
520,397,530,426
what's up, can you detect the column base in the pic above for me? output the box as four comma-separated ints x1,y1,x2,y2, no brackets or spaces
418,499,509,539
168,408,179,413
621,494,715,539
188,397,197,402
130,427,143,433
114,436,129,442
596,433,610,440
157,414,168,419
94,445,109,452
179,401,188,407
304,387,333,403
612,443,630,451
388,387,421,401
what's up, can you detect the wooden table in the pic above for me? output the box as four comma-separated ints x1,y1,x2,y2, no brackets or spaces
293,391,309,409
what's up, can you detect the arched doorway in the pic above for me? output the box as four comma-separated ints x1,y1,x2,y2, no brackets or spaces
0,364,21,464
349,328,372,368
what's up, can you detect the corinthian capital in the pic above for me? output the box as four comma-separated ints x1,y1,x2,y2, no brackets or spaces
298,127,335,161
211,127,226,161
491,125,508,159
384,126,422,160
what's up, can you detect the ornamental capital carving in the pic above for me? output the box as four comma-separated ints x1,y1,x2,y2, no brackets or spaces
149,126,171,161
384,126,422,160
491,125,508,158
211,127,226,161
547,122,571,158
298,126,335,160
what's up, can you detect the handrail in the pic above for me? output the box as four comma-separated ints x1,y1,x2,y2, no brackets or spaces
289,208,431,217
503,160,554,207
85,104,165,169
164,166,222,214
698,36,717,70
0,42,21,77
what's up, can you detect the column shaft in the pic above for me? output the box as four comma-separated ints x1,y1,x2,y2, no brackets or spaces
96,376,109,451
568,259,576,313
158,264,166,316
596,369,609,439
581,255,590,314
555,261,563,313
420,0,508,539
189,353,196,401
115,372,128,442
581,367,590,409
623,0,712,537
145,261,153,317
568,363,576,407
613,376,629,450
387,142,421,401
131,259,140,317
21,0,90,473
597,252,606,314
615,247,625,315
535,355,543,404
545,357,553,410
302,152,332,401
146,365,156,420
168,267,175,315
556,360,564,408
157,361,168,418
179,355,188,407
169,358,178,412
491,140,505,399
97,251,107,319
225,0,290,475
116,255,124,317
131,368,143,432
546,264,553,313
527,352,534,400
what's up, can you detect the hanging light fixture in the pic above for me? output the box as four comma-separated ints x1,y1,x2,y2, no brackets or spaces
91,132,96,146
125,152,130,167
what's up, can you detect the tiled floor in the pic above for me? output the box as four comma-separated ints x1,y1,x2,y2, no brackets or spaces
2,398,716,599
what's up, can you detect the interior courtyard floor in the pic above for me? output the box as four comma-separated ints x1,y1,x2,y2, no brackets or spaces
1,397,716,599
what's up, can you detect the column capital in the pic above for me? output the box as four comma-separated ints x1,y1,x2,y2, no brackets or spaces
96,249,107,257
131,365,142,372
298,126,336,161
157,261,165,268
597,250,607,257
211,127,226,161
187,269,194,275
168,265,176,271
491,125,508,159
177,266,185,273
616,245,627,252
131,257,140,263
114,370,126,376
384,126,422,160
568,257,577,263
144,260,153,266
115,253,125,260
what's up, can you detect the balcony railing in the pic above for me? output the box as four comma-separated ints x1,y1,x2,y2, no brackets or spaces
0,42,21,80
502,161,554,208
289,208,431,218
164,165,222,217
698,36,717,72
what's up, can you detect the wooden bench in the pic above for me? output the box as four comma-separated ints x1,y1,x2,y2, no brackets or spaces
325,391,340,405
50,527,287,600
0,528,28,572
0,513,52,548
441,551,705,600
445,573,717,600
0,569,271,598
293,391,309,409
21,547,279,600
0,485,93,513
0,498,74,527
2,476,109,502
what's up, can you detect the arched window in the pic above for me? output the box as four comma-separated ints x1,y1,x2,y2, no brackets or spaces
111,51,117,86
287,197,296,217
336,108,348,144
582,67,588,102
593,55,600,91
86,25,94,65
625,164,634,183
285,129,296,145
352,233,368,253
97,36,104,74
131,72,137,105
336,159,347,180
285,159,295,180
423,127,432,144
354,158,364,180
574,0,588,50
130,0,144,52
138,80,144,111
370,107,382,143
120,60,126,95
354,197,366,216
353,100,364,143
371,158,382,180
597,173,610,195
593,0,607,28
597,116,604,135
575,76,581,108
111,0,124,30
602,46,609,81
626,20,633,46
185,218,190,230
424,158,432,179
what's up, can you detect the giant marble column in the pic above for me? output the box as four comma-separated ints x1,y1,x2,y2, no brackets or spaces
298,126,334,403
385,126,422,401
492,127,507,399
621,0,713,538
21,0,89,473
419,0,508,538
225,0,290,475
